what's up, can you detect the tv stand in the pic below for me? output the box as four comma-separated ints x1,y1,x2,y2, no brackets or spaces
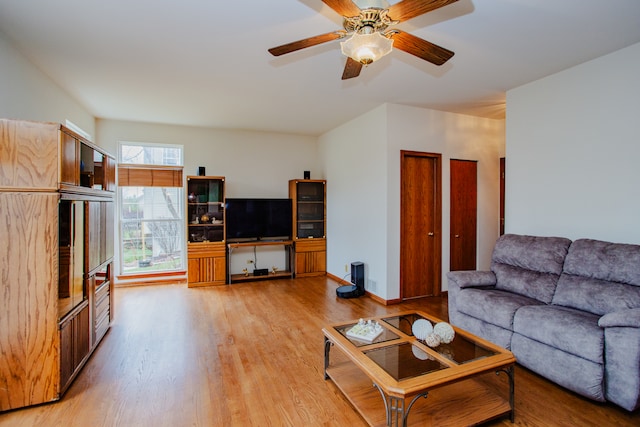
226,240,294,284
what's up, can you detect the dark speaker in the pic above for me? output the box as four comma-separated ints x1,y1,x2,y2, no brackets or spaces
351,262,365,292
198,166,206,176
304,170,310,179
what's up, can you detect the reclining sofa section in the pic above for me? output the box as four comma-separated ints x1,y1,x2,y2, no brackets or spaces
447,234,640,411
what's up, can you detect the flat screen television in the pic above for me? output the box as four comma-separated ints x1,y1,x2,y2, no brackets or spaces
225,198,292,241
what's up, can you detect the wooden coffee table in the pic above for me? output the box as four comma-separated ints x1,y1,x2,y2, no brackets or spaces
323,311,515,427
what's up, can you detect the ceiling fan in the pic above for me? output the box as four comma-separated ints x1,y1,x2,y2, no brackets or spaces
268,0,458,80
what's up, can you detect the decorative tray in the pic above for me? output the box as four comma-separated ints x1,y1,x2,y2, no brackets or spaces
346,319,384,343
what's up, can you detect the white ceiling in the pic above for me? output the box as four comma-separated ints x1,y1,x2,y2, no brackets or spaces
1,0,639,136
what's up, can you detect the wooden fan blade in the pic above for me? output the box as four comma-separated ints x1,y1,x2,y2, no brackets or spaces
268,31,346,56
389,30,454,65
342,57,363,80
388,0,459,23
322,0,361,17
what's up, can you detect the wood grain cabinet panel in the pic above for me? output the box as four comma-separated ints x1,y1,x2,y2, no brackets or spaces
60,130,79,186
0,120,59,189
87,201,115,272
187,243,227,286
59,317,73,393
294,239,327,277
0,192,59,410
103,155,117,192
59,303,90,394
0,119,115,412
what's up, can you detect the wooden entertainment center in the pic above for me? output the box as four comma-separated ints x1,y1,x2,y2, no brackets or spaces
290,179,327,277
186,176,227,287
186,176,327,286
0,119,116,411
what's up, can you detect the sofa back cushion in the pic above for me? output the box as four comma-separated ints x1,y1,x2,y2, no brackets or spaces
491,234,572,303
552,239,640,315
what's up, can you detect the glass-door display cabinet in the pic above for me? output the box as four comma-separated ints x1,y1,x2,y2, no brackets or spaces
186,176,226,286
289,179,326,277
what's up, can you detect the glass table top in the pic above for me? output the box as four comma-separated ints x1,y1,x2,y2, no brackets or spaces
364,342,448,381
382,313,496,365
327,312,504,384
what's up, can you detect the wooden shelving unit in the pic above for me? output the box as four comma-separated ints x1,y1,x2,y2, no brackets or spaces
289,179,327,277
227,240,294,284
186,176,226,287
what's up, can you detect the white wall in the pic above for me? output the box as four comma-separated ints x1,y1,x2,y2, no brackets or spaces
0,24,320,279
96,119,318,196
96,119,319,276
387,105,504,299
506,42,640,244
319,105,389,293
320,104,505,300
0,30,95,138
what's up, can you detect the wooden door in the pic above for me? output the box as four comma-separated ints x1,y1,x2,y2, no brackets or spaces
400,151,441,299
450,159,477,271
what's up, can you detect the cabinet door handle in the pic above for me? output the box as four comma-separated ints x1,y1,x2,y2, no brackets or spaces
455,234,460,238
428,232,434,236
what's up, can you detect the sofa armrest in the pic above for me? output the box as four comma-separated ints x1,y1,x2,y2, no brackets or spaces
598,308,640,411
447,270,496,289
599,308,640,328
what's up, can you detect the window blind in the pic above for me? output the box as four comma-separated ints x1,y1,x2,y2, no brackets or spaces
118,164,183,187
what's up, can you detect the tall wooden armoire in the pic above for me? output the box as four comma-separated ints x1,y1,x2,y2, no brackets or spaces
0,119,116,411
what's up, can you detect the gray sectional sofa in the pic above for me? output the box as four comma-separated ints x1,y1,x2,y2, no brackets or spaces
447,234,640,411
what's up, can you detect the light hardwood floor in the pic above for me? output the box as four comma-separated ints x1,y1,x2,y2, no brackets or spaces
1,277,638,426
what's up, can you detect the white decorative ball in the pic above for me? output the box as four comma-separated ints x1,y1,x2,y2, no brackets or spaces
434,322,455,344
424,332,442,348
411,319,433,341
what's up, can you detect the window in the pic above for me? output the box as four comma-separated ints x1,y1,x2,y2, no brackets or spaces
121,144,181,166
118,142,184,275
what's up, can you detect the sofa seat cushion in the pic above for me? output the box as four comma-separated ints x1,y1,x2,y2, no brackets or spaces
457,288,542,330
453,311,514,350
511,334,605,402
514,305,603,364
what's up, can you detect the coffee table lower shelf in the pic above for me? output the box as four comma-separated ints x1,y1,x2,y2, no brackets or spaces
326,361,512,427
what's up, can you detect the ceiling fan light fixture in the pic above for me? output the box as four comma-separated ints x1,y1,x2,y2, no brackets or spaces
340,31,393,65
